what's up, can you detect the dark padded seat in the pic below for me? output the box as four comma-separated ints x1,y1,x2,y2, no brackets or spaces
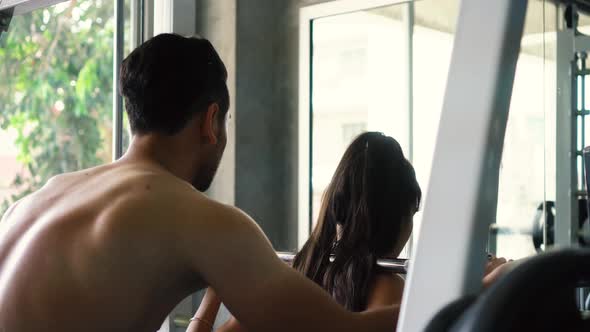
425,249,590,332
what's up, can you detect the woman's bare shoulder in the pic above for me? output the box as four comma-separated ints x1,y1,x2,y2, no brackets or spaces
366,272,406,309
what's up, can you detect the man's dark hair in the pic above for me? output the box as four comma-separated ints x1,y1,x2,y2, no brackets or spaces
120,33,229,135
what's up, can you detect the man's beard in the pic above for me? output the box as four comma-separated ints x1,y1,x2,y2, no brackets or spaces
192,156,222,192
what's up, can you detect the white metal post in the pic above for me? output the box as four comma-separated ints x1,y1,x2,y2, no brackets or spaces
397,1,527,331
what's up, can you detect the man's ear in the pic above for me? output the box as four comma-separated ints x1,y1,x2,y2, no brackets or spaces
201,102,220,144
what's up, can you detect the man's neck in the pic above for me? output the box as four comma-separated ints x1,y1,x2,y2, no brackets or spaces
119,134,197,184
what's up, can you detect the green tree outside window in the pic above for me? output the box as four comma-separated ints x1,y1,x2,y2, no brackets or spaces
0,0,116,215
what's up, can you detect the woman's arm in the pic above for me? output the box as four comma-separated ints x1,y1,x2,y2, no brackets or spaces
187,288,222,332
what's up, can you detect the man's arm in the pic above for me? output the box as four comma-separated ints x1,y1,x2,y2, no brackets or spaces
178,203,397,332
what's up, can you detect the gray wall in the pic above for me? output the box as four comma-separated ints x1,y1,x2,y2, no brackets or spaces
233,0,331,251
197,0,237,206
195,0,331,251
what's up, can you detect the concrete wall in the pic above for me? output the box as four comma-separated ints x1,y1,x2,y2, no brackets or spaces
195,0,330,252
197,0,237,206
233,0,331,251
192,0,330,251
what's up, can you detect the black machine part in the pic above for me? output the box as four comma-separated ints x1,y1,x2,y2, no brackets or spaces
532,200,588,251
0,7,14,39
426,249,590,332
568,0,590,14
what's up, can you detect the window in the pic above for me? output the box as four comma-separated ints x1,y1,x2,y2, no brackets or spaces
412,0,556,259
300,0,556,260
342,122,367,143
0,0,131,216
0,1,115,214
308,3,411,230
411,0,460,242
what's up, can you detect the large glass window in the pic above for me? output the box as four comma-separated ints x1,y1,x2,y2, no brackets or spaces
0,0,115,215
495,1,556,258
411,0,459,241
413,0,557,258
303,0,556,260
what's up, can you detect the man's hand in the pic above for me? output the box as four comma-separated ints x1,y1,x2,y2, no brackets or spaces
482,255,515,288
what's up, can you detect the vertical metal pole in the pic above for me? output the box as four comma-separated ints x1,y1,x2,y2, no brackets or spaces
308,20,315,237
139,0,145,43
113,0,125,161
576,53,588,312
555,12,577,246
130,0,141,49
143,0,154,41
580,54,587,191
404,2,414,163
403,1,415,257
488,228,497,256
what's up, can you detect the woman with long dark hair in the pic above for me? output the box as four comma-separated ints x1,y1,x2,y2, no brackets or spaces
188,132,416,331
292,131,420,311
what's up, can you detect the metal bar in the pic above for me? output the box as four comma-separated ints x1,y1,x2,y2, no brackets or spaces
555,25,578,247
404,1,414,163
130,0,140,50
398,1,527,330
298,9,312,248
173,315,191,329
487,228,497,256
581,54,587,192
276,252,408,274
143,0,153,40
112,0,125,161
308,20,314,238
139,0,145,43
488,224,533,236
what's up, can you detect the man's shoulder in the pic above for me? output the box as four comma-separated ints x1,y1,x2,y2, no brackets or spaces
125,173,251,230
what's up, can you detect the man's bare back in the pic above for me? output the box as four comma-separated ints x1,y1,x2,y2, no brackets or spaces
0,162,212,331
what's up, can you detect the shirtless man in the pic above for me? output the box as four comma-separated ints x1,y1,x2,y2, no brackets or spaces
0,34,397,332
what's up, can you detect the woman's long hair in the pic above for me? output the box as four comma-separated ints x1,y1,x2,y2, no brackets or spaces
293,132,421,312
